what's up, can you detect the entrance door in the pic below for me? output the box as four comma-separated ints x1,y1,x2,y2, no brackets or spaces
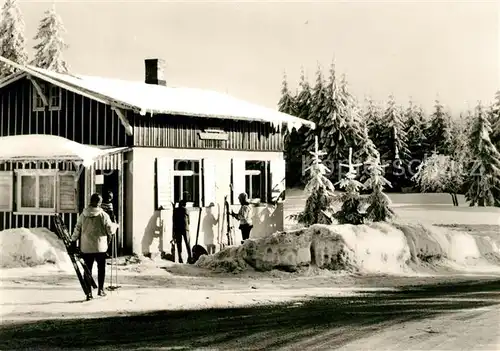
95,170,122,253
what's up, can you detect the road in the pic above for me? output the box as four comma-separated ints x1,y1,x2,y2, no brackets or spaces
0,278,499,350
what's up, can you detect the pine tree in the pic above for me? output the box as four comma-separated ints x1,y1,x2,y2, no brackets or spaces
306,64,329,152
405,99,428,180
279,72,302,187
0,0,28,78
464,102,500,207
427,99,453,155
319,61,347,180
363,153,395,221
295,68,315,186
364,97,384,148
338,74,366,162
489,91,500,149
334,148,365,224
32,4,69,73
278,71,296,116
378,95,411,191
290,136,336,225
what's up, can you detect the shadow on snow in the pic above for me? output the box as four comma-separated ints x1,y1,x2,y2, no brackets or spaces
0,279,499,350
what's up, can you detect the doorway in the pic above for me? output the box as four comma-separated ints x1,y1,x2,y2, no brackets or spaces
95,169,122,254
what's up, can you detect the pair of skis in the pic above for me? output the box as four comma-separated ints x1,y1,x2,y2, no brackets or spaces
53,214,97,300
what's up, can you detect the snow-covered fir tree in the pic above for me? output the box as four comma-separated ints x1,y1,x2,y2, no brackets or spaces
364,97,384,146
404,99,428,180
464,102,500,207
489,91,500,149
306,64,329,152
279,71,303,187
378,95,411,191
334,148,365,225
413,152,464,206
291,137,336,225
32,4,69,73
426,99,453,155
0,0,28,78
295,69,314,186
338,74,366,162
318,60,347,180
363,153,395,221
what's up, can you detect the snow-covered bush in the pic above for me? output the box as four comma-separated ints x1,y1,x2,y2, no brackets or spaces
334,148,365,225
412,152,464,206
289,137,336,226
363,154,395,222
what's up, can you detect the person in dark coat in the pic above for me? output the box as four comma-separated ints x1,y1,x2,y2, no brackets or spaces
101,191,117,258
101,191,116,223
231,192,253,244
172,199,192,263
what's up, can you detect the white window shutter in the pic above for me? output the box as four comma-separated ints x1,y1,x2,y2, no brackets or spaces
271,157,286,202
156,157,173,210
202,158,217,207
0,171,13,212
231,157,245,203
57,172,78,213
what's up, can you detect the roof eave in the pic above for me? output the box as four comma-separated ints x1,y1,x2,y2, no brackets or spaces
0,71,27,89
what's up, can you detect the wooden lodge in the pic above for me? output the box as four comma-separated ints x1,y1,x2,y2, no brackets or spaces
0,56,314,258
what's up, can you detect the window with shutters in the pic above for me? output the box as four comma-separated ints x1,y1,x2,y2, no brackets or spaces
14,170,79,214
173,159,201,207
244,161,270,203
16,170,57,213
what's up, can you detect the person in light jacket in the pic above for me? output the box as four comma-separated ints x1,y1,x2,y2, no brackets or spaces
71,193,116,299
231,192,253,244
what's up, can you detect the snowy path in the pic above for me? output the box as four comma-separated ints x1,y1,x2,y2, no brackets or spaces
0,277,499,350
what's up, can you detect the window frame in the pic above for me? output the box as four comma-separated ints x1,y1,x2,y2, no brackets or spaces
15,169,58,214
49,85,62,111
32,83,47,112
32,83,62,112
173,159,202,207
244,160,268,204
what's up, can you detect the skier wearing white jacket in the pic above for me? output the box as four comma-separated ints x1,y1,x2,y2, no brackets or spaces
71,193,116,299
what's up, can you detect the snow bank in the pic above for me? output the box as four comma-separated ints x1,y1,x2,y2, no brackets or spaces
197,222,500,275
0,228,71,271
197,228,312,273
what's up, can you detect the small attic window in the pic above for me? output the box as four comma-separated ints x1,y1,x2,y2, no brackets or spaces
49,86,61,110
32,83,47,111
32,83,61,111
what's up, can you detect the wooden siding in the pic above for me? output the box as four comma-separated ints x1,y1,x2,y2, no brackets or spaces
131,114,284,151
0,160,83,234
0,77,131,147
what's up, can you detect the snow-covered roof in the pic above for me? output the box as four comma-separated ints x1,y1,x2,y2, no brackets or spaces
0,135,128,167
0,56,314,130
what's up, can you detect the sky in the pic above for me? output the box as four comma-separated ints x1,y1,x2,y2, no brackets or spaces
12,0,500,115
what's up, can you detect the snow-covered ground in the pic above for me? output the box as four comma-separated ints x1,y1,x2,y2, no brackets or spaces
0,191,499,325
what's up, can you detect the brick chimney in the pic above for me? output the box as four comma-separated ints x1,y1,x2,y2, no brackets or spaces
145,58,166,86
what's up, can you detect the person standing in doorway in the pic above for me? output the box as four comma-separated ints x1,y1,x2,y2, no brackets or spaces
101,191,116,222
101,191,117,258
71,193,116,299
231,192,253,244
173,199,192,263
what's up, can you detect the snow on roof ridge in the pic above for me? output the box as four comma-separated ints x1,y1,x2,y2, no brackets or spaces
23,64,315,130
